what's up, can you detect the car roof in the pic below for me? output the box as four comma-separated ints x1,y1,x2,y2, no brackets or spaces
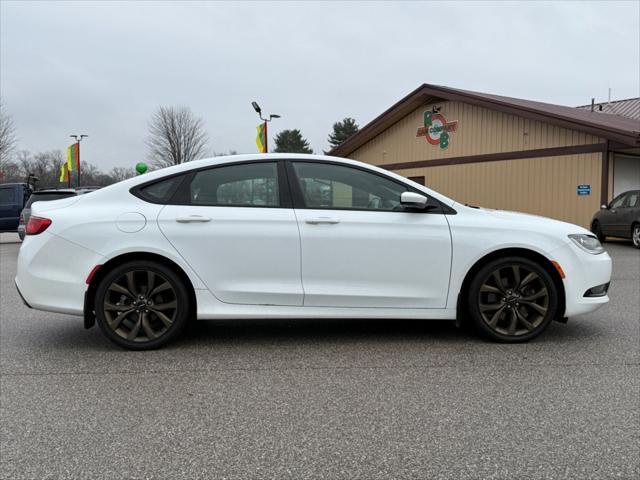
82,153,457,207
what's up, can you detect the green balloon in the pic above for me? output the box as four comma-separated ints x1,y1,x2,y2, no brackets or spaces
135,162,148,174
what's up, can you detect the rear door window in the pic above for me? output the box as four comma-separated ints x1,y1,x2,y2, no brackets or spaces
189,162,280,207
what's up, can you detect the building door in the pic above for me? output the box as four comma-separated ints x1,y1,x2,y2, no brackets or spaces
613,155,640,197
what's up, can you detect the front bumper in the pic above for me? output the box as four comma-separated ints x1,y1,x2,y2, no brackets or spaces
551,242,612,317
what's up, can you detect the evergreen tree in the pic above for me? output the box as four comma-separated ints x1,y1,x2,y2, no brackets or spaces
327,117,359,149
273,129,313,154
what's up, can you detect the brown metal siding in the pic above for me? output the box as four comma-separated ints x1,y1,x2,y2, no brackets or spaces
351,101,603,167
396,152,603,228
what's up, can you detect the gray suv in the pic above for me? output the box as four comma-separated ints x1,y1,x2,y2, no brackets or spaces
591,189,640,249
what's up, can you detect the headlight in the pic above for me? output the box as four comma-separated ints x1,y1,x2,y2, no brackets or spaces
568,234,604,254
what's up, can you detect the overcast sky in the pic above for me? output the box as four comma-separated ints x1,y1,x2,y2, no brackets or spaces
1,1,639,170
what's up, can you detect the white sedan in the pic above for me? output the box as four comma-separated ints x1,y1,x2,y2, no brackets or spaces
15,154,612,349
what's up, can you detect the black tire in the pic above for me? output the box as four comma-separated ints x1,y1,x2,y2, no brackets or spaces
632,223,640,249
467,256,558,343
95,260,190,350
591,220,605,243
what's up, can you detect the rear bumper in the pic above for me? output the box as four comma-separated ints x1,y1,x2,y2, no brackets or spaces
15,232,103,316
15,279,32,308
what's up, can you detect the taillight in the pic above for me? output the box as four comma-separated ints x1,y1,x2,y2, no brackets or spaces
19,214,24,225
26,216,52,235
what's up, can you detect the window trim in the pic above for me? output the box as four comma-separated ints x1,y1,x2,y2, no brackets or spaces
285,159,455,215
130,159,292,208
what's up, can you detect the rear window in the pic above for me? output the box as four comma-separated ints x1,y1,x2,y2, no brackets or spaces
26,192,76,208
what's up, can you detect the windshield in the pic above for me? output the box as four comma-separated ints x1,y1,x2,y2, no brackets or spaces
25,192,76,208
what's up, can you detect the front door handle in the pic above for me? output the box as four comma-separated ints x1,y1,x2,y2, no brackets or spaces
176,215,212,223
305,217,340,225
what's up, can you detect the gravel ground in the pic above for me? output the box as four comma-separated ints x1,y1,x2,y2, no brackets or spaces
1,241,638,480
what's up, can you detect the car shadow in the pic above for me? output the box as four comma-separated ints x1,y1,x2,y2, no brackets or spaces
3,313,612,354
172,315,608,349
180,317,465,346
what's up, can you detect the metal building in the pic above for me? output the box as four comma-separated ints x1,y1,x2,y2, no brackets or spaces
329,84,640,228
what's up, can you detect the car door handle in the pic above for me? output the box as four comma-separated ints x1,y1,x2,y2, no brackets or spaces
305,217,340,225
175,215,212,223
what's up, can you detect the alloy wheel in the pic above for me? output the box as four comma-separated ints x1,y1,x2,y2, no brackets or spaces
477,264,550,337
103,270,178,342
633,225,640,248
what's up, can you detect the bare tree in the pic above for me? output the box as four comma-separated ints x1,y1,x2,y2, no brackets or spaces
0,99,18,165
108,166,136,183
146,106,209,168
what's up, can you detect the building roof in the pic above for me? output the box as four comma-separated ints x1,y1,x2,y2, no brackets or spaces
329,84,640,157
576,98,640,121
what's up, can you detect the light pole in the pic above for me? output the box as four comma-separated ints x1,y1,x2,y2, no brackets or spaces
251,101,280,152
70,134,88,187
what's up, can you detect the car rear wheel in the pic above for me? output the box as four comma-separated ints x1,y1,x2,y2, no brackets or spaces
632,224,640,249
591,220,605,243
467,257,558,342
95,260,189,350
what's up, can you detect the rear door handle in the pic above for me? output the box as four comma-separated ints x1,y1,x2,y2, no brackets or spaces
176,215,211,223
305,217,340,225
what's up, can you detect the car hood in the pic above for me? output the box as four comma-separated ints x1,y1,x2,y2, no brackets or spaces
457,204,592,236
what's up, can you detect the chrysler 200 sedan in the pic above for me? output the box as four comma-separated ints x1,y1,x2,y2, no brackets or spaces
15,154,612,350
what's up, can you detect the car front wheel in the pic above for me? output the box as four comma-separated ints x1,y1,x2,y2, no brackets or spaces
95,260,190,350
591,220,605,243
467,257,558,342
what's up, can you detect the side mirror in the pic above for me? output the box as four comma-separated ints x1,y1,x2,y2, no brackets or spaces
401,191,428,209
601,204,608,209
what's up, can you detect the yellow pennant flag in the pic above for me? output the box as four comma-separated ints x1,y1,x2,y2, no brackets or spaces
66,145,74,171
256,123,267,153
59,163,68,182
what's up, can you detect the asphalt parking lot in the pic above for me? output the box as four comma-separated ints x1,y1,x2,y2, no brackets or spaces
0,237,638,480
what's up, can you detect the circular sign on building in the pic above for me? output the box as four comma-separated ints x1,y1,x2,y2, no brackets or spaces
416,110,459,149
